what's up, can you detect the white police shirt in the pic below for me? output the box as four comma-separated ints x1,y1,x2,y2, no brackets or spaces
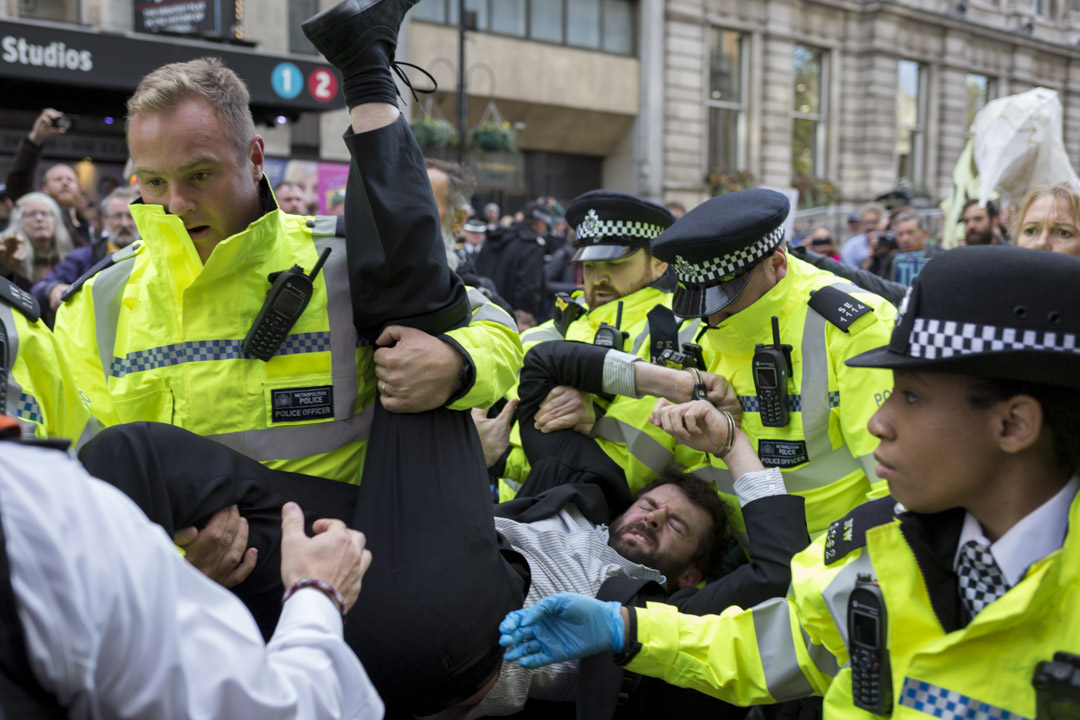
0,443,383,720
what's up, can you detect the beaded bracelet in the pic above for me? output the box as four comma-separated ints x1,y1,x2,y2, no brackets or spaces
282,577,347,617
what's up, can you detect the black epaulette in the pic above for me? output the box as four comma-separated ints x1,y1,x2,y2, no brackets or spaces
61,242,143,302
823,496,899,565
0,277,40,323
808,284,874,333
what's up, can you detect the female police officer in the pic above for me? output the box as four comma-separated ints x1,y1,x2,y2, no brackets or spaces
500,244,1080,720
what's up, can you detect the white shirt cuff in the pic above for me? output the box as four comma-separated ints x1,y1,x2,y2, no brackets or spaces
602,350,642,398
733,467,786,507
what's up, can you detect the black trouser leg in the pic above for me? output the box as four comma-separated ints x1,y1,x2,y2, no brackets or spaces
346,400,528,717
343,116,468,341
77,421,359,640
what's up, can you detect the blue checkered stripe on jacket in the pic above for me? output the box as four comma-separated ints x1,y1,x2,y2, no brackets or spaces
109,332,333,378
898,678,1030,720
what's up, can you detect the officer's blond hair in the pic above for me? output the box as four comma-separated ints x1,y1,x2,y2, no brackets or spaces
126,57,255,157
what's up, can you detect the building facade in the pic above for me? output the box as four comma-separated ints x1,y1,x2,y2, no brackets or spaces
3,0,1079,216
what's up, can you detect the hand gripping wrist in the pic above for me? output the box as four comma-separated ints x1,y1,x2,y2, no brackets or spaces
282,577,347,617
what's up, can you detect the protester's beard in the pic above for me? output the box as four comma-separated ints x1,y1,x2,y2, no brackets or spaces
965,227,993,245
608,520,680,581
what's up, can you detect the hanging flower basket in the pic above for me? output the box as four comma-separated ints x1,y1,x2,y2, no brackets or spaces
410,114,458,150
468,101,518,153
706,169,757,196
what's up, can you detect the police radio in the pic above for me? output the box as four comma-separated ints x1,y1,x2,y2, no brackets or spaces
848,575,893,716
752,316,793,428
1033,651,1080,720
594,301,629,349
243,247,331,361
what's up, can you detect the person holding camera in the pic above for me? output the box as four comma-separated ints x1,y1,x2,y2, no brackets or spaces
4,108,94,249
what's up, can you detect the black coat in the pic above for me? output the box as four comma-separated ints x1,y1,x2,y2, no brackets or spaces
475,222,549,321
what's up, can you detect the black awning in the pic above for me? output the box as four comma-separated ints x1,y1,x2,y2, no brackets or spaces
0,17,343,123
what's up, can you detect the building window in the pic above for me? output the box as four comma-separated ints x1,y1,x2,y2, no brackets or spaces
791,44,826,180
19,0,79,22
1034,0,1052,17
289,0,320,54
413,0,636,55
965,73,993,132
896,59,924,185
707,29,746,174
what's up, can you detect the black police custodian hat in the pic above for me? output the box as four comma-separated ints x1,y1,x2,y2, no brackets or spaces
652,188,789,318
566,190,676,263
847,245,1080,388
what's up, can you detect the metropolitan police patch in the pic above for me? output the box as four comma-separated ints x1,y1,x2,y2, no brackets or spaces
271,386,334,423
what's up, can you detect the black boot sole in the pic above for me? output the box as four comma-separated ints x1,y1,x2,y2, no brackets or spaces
301,0,420,65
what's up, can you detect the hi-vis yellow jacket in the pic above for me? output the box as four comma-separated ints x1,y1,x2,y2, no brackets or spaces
685,256,895,539
53,201,522,485
499,284,699,500
0,279,90,443
628,492,1080,720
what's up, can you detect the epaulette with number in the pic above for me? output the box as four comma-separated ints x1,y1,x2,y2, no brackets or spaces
823,496,900,565
0,276,40,322
808,284,874,334
61,241,144,302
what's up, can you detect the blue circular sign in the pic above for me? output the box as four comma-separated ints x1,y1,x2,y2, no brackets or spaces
271,62,303,100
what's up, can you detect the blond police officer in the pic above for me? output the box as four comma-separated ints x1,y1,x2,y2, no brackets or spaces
53,57,521,486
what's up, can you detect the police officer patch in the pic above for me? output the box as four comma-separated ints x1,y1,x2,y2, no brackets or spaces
271,386,334,422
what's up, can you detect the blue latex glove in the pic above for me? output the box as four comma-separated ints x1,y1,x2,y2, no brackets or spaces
499,592,625,668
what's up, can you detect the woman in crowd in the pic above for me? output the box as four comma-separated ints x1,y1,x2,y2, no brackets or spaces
1011,183,1080,256
0,191,74,289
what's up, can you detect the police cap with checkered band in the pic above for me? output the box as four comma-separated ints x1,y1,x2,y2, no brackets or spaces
651,188,789,318
847,245,1080,388
567,190,676,263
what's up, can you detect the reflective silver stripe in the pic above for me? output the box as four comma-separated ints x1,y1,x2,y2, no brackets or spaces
0,304,20,414
800,624,840,679
313,224,360,420
592,415,673,477
91,246,139,381
523,327,563,345
679,317,703,344
800,302,832,459
73,415,103,452
784,444,861,491
466,287,517,331
630,323,652,356
688,463,736,496
751,597,817,701
206,403,374,461
821,549,875,648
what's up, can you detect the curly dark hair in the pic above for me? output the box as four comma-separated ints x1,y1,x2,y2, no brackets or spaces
634,473,733,581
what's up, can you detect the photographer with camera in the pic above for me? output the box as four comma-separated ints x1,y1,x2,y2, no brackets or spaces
4,108,93,249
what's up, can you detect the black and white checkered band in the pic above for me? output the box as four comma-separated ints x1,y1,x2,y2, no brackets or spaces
670,224,785,286
909,318,1080,360
575,208,665,245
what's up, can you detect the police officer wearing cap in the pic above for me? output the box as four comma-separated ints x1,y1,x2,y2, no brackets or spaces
501,244,1080,720
650,188,897,541
482,190,690,499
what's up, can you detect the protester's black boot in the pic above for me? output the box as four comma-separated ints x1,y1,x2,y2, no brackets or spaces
302,0,419,108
